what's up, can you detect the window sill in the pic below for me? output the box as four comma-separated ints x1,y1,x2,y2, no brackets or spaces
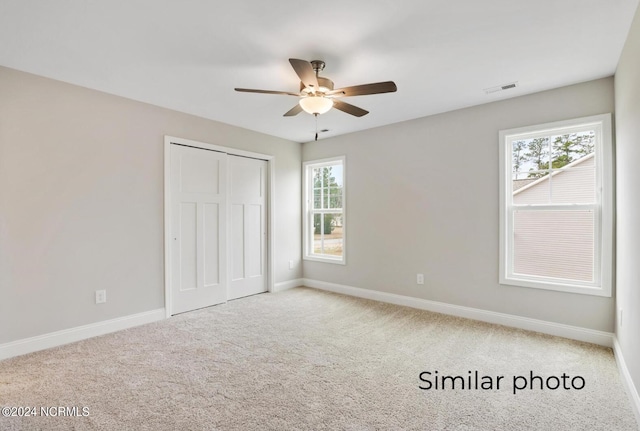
303,255,346,265
499,275,611,297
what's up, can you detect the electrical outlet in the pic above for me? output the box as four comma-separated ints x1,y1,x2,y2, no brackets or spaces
417,274,425,285
95,290,107,304
289,260,294,270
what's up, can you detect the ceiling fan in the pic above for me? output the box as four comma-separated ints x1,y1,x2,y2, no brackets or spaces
235,58,397,118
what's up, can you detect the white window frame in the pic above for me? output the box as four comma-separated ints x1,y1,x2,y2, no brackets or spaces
498,114,613,297
303,156,346,264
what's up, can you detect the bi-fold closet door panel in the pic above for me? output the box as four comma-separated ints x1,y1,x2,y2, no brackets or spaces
228,156,267,300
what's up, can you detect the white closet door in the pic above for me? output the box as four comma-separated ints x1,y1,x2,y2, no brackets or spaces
228,156,267,300
170,145,227,314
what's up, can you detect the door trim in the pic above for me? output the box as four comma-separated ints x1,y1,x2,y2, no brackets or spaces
164,136,275,317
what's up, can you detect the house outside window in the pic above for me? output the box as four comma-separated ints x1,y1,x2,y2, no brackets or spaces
303,157,345,264
499,114,613,296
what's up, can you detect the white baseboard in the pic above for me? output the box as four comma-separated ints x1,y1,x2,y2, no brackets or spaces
273,278,304,292
303,279,614,347
0,308,166,361
613,337,640,426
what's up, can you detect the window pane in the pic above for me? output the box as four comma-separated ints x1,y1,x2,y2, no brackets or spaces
312,213,324,255
512,137,550,180
512,174,550,205
550,166,596,204
313,188,321,209
313,168,325,188
550,131,595,168
313,213,322,235
513,210,594,282
312,212,343,258
330,191,343,209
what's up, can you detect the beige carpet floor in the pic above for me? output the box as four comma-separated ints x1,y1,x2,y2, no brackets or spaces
0,287,638,430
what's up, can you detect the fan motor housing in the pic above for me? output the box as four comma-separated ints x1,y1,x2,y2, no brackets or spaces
300,76,334,94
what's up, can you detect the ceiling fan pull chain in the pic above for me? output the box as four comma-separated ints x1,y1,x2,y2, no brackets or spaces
315,113,318,141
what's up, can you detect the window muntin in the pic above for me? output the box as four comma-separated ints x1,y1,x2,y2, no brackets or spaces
304,157,345,264
499,114,612,296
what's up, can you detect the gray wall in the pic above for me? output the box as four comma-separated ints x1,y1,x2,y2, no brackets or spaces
0,66,302,344
615,2,640,409
303,77,615,332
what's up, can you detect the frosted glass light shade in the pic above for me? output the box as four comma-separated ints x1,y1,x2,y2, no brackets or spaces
299,96,334,115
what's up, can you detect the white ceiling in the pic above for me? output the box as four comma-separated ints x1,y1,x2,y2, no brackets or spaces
1,0,638,143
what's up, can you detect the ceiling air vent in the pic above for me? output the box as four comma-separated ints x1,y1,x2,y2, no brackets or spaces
484,82,518,94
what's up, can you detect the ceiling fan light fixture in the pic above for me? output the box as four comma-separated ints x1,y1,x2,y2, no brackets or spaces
299,96,334,115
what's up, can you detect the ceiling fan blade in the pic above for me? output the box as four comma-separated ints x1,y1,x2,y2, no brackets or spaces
330,81,397,97
332,100,369,117
235,88,300,96
283,104,303,117
289,59,318,89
